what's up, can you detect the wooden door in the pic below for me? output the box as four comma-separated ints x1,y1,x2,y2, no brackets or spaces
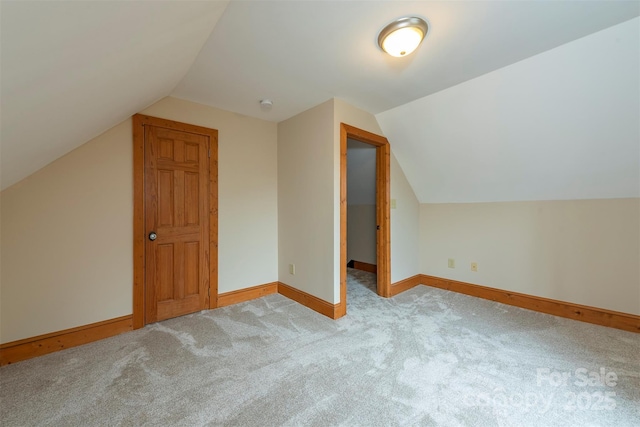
144,125,210,323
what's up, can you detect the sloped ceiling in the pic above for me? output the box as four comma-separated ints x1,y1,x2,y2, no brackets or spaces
2,0,638,199
377,17,640,203
172,0,638,121
1,0,228,189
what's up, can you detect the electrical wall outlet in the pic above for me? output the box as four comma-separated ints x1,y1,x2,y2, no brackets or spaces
448,258,455,269
289,264,295,275
471,262,478,272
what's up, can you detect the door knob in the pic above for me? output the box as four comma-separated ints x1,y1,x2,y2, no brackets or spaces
149,232,157,241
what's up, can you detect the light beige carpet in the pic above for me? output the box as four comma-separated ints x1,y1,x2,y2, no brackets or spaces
1,268,638,426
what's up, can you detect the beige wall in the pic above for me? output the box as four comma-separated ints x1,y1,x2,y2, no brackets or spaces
420,199,640,315
1,120,134,343
335,99,421,301
278,98,418,304
390,153,420,282
0,93,425,343
278,98,393,303
278,99,335,302
1,97,279,343
333,99,386,300
347,205,377,265
335,99,420,287
141,97,278,293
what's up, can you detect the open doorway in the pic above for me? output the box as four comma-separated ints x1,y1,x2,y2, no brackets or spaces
346,139,378,294
339,123,391,316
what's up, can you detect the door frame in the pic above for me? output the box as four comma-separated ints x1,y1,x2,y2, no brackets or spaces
340,123,391,317
132,114,218,329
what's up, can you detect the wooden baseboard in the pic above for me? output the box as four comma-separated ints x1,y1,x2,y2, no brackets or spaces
0,315,133,366
218,282,278,307
277,282,342,319
390,274,423,296
349,260,377,274
7,277,634,368
421,275,640,333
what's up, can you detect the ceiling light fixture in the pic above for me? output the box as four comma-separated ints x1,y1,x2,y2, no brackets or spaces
378,16,428,57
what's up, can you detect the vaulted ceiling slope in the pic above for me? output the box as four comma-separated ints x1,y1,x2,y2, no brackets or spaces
0,1,229,190
2,1,638,193
172,1,638,121
377,17,640,203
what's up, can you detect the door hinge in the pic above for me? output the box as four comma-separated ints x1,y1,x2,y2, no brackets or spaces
208,148,211,158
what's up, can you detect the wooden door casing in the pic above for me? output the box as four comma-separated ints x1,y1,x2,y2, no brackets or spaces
133,114,218,329
339,123,391,318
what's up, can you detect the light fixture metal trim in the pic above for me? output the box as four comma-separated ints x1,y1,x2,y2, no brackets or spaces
378,16,428,57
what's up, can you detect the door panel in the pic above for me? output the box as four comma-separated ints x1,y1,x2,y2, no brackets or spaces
184,242,200,296
144,126,210,323
184,172,200,225
157,170,174,227
156,243,174,301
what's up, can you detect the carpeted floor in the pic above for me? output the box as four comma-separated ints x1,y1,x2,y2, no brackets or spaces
1,268,639,426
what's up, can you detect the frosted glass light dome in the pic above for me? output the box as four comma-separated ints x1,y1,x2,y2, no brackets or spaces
378,17,428,57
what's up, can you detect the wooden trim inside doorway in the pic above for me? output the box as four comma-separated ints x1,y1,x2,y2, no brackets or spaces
132,114,218,329
340,124,391,317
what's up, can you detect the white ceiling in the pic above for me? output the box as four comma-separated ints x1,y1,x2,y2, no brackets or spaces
1,0,638,197
1,0,229,189
377,17,640,203
172,0,639,122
